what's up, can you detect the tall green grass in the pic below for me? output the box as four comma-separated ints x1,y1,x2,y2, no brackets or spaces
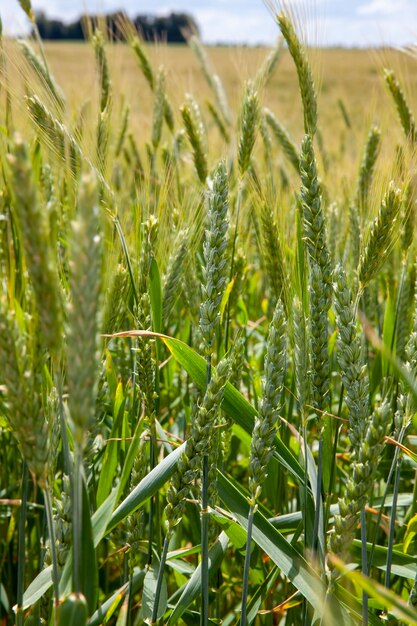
1,6,417,626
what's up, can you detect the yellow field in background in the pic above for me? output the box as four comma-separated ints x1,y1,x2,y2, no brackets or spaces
4,40,417,201
6,42,417,138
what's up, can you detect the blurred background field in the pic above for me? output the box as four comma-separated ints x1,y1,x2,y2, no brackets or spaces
6,41,417,148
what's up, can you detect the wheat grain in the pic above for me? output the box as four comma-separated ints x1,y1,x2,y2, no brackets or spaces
66,174,102,447
181,95,208,184
358,182,403,289
277,12,317,137
199,161,229,354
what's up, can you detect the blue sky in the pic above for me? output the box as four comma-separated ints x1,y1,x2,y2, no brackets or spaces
1,0,417,47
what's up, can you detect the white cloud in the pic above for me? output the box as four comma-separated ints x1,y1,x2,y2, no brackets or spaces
321,14,417,47
357,0,409,17
194,7,277,44
30,0,122,20
352,0,417,46
1,3,30,36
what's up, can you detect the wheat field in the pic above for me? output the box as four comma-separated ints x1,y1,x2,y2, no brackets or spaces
1,5,417,626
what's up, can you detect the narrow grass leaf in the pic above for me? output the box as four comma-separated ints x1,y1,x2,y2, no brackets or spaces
115,597,129,626
0,584,8,613
331,555,417,624
351,538,417,578
96,382,126,506
246,566,280,625
21,566,52,610
91,489,119,546
217,472,326,614
360,314,417,404
167,532,229,624
88,570,145,626
80,480,98,614
142,563,168,622
117,418,145,499
108,443,185,532
107,330,305,484
149,257,163,334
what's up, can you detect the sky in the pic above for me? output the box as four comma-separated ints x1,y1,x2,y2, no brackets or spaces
1,0,417,47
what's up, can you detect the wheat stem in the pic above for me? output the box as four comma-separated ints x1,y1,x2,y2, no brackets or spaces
240,504,255,626
151,533,170,624
16,462,29,626
44,483,60,618
360,506,368,626
72,446,83,594
201,452,210,626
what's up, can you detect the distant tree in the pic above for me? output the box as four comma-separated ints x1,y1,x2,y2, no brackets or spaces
36,12,65,39
34,11,199,43
134,13,199,42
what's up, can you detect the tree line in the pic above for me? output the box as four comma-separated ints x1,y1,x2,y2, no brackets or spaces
34,11,200,43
